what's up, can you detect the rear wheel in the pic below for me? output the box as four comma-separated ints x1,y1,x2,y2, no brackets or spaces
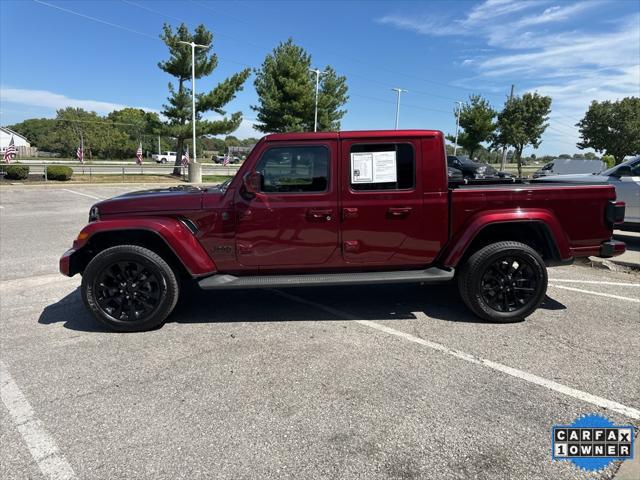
457,241,547,322
81,245,179,332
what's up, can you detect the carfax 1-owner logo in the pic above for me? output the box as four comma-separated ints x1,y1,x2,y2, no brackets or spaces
552,414,635,472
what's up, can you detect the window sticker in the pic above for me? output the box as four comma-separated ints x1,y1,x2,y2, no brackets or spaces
350,151,397,183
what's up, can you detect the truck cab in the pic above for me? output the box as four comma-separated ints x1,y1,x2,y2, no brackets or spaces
61,130,626,331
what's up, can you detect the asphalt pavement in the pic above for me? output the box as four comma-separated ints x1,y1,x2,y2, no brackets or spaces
1,184,639,480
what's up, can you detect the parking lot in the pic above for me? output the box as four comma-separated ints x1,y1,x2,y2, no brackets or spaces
1,184,639,480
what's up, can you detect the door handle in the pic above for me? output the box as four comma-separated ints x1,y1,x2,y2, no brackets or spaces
342,207,359,219
307,208,333,221
387,207,413,217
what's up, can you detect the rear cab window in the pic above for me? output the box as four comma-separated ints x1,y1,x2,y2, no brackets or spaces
349,143,415,191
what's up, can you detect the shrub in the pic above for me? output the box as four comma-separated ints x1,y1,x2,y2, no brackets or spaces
602,155,615,169
46,166,73,181
4,165,30,180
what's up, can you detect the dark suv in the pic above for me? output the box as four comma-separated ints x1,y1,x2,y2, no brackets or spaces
447,155,499,179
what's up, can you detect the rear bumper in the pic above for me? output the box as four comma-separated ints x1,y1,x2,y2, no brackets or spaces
59,248,76,277
599,240,626,258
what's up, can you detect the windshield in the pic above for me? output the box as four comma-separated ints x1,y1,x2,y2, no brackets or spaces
601,156,640,176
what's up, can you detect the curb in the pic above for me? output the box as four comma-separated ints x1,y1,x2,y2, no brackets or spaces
586,256,640,273
613,430,639,479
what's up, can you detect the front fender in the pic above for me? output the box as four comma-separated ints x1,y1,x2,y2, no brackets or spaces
440,209,571,267
62,217,217,276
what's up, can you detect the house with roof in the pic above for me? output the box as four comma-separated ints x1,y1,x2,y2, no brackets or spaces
0,127,37,157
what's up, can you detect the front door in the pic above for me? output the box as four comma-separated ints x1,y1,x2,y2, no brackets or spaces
340,138,429,266
235,142,339,268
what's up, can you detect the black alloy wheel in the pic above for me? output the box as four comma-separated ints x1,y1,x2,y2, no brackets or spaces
81,245,179,332
458,241,548,322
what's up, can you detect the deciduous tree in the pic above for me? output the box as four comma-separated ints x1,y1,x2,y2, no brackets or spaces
576,97,640,164
446,94,496,159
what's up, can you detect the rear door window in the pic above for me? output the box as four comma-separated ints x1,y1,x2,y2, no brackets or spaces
349,143,414,191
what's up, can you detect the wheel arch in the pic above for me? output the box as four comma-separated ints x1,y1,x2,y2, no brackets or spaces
441,211,571,268
68,218,216,278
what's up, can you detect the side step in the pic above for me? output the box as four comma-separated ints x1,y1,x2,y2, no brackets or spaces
198,267,454,290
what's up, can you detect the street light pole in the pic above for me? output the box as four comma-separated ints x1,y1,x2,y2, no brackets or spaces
391,88,408,129
309,68,325,132
178,40,210,165
453,101,463,155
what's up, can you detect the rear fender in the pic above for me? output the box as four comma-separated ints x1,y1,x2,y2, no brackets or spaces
440,209,571,267
71,217,216,276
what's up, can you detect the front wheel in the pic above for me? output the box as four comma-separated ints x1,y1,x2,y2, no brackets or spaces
457,241,547,322
81,245,179,332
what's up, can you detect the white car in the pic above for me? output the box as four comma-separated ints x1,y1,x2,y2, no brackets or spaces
152,151,177,164
533,156,640,231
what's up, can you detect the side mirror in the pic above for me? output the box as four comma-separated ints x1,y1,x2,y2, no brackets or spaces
241,171,262,198
613,165,632,178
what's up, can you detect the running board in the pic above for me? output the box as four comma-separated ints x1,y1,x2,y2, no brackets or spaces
198,267,454,290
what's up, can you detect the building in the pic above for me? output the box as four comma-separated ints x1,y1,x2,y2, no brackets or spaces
0,127,37,157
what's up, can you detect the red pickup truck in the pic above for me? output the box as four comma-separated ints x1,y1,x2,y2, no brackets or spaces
60,130,626,331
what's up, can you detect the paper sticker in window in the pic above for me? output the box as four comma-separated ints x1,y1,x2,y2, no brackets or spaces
351,151,397,184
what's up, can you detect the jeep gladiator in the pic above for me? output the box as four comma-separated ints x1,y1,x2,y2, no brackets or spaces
60,130,626,331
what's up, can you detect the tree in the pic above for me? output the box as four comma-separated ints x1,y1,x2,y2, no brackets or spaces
494,92,552,177
252,39,348,133
107,108,164,157
446,94,496,159
576,97,640,164
159,23,251,174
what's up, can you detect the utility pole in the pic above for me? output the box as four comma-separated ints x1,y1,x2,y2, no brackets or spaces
500,84,515,172
453,101,463,156
309,68,325,132
178,40,209,182
157,135,161,155
391,88,408,129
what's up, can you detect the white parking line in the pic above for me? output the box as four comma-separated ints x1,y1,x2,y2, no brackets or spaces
549,284,640,303
272,290,640,421
62,188,101,200
0,362,76,480
548,279,640,287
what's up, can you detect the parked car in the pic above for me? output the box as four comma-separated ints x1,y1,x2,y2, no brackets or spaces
447,155,499,179
532,156,639,231
447,166,464,183
60,130,625,331
152,151,177,164
213,155,241,164
533,158,605,178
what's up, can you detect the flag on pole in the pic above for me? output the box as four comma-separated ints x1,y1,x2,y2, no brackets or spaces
3,135,16,163
76,142,84,164
182,146,189,167
136,142,143,165
222,153,231,166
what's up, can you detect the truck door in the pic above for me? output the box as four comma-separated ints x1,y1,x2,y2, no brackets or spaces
339,138,443,265
234,141,339,268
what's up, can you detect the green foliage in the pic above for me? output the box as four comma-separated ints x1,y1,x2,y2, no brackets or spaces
602,154,616,169
4,165,30,180
46,166,73,181
494,92,552,176
252,39,348,133
7,118,58,152
446,95,496,159
577,97,640,164
159,23,251,174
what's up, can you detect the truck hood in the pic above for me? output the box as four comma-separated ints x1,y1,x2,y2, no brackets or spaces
96,185,218,216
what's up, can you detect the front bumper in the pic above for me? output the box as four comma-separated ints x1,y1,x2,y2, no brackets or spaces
59,248,76,276
599,240,626,258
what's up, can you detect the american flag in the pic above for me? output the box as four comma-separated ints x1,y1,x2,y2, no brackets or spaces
223,153,231,166
136,142,143,165
3,135,16,163
182,146,189,167
76,142,84,164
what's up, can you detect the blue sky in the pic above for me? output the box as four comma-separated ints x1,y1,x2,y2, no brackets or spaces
1,0,638,155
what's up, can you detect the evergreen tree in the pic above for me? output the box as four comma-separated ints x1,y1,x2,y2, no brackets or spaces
158,23,250,174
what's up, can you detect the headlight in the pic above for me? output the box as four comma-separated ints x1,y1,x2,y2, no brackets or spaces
477,165,487,173
88,206,100,222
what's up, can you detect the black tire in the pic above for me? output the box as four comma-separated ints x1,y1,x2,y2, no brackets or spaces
161,158,167,164
457,241,547,322
81,245,179,332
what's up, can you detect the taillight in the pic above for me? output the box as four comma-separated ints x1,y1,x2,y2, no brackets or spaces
606,201,625,225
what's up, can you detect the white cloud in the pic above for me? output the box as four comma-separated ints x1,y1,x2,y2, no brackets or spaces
0,87,156,114
376,1,640,154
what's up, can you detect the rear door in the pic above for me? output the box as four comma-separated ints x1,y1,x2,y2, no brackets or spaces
339,138,428,265
234,141,339,268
